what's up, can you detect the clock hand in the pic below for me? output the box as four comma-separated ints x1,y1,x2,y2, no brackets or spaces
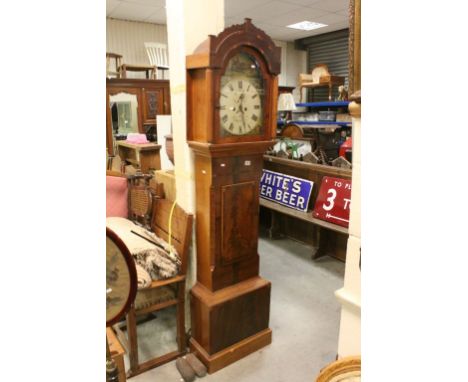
238,93,246,129
235,93,245,114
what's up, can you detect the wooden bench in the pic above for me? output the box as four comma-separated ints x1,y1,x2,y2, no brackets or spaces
261,155,350,260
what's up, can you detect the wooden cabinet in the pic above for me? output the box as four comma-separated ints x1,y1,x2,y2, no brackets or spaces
141,84,171,127
106,79,171,155
116,141,161,173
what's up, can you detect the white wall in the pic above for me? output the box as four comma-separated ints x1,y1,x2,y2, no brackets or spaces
106,18,168,78
273,40,307,103
106,18,306,93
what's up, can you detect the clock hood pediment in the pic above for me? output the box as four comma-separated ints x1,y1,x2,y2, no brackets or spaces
188,18,281,75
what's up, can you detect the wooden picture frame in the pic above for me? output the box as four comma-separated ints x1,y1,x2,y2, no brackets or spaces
348,0,361,95
106,227,137,327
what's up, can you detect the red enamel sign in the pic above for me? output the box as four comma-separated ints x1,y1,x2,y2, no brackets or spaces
313,176,352,227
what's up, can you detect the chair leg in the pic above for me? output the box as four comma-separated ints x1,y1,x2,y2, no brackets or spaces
126,304,140,374
176,283,186,353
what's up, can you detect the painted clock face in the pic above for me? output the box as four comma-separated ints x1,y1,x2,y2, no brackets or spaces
219,52,265,137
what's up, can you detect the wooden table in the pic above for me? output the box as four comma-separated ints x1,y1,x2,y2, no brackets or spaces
116,141,161,173
119,64,157,79
299,75,345,102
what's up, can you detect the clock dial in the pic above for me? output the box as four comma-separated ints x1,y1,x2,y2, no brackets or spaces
219,79,262,135
219,52,265,138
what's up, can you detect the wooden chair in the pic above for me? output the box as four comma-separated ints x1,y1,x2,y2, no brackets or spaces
299,64,345,102
107,171,193,377
107,52,123,78
144,42,169,79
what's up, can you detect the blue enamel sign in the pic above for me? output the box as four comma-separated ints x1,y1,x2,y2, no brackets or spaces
260,169,314,212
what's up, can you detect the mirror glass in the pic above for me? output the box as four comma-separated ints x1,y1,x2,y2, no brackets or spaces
109,92,139,143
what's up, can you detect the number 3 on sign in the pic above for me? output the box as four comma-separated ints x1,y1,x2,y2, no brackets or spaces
313,176,352,228
322,188,337,211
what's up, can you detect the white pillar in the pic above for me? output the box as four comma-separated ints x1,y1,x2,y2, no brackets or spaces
335,97,361,357
166,0,224,213
165,0,224,326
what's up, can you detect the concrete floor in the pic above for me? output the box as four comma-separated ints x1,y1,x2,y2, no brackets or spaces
126,233,345,382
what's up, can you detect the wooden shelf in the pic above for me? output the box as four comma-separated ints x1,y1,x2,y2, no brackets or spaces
259,198,348,235
263,155,352,178
288,120,351,126
296,101,350,108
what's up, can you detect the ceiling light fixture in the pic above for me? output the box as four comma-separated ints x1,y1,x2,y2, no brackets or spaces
287,21,327,31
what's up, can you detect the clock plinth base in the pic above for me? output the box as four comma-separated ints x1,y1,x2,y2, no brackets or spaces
190,328,272,374
190,276,272,373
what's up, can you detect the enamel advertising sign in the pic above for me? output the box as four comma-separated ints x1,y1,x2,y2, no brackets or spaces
313,176,352,227
260,169,314,212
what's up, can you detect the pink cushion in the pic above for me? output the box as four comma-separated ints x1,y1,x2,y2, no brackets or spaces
106,176,128,218
126,133,149,144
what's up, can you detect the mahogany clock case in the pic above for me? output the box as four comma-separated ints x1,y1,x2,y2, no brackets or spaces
186,19,281,146
186,19,281,373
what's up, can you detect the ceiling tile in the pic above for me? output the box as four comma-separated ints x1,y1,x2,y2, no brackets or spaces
225,15,250,26
108,1,159,21
106,0,121,15
326,19,349,30
280,0,322,5
145,9,166,24
312,11,347,25
225,0,274,17
335,8,350,16
121,0,165,6
246,1,303,22
265,7,329,27
311,0,349,13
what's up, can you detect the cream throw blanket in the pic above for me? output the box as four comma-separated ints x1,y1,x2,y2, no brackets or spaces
106,217,180,289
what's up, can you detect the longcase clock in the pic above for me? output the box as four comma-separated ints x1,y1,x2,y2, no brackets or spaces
186,19,281,373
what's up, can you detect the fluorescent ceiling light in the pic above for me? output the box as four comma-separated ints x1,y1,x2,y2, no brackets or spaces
287,21,327,31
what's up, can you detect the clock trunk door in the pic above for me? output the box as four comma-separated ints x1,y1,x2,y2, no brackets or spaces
220,181,259,265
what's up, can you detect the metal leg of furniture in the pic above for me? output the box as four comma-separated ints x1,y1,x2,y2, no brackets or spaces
328,84,332,101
